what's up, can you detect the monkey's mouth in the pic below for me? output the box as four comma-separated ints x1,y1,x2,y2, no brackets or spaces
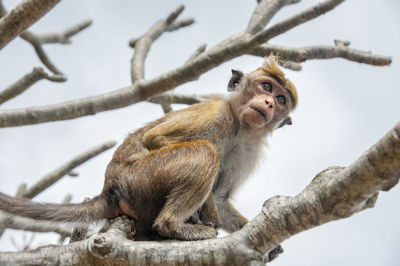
250,106,267,121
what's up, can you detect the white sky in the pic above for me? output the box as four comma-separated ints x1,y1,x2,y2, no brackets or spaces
0,0,399,265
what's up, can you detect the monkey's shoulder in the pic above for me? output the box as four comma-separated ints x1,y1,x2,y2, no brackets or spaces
143,98,238,150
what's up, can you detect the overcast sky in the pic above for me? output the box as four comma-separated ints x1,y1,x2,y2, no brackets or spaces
0,0,399,265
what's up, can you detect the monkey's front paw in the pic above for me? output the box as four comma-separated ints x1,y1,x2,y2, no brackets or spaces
200,212,221,229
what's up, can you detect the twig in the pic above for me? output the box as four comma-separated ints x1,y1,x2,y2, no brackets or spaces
19,19,91,75
277,59,302,71
0,194,74,238
0,0,61,50
247,0,299,35
130,5,194,82
0,67,66,105
23,141,116,199
250,0,345,45
0,142,116,237
1,215,73,237
0,2,92,74
185,43,207,64
34,20,92,44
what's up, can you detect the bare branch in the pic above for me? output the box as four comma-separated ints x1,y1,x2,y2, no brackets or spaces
23,141,116,199
15,184,27,198
250,0,345,45
34,19,92,44
0,143,115,237
186,43,207,64
248,43,392,66
148,92,221,106
0,0,61,50
20,31,63,74
0,194,74,239
247,0,300,35
277,59,302,71
0,3,91,74
0,214,73,237
130,5,194,82
166,18,195,32
0,0,390,128
0,67,66,105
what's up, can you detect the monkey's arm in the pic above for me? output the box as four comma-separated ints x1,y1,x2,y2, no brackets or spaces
216,200,248,233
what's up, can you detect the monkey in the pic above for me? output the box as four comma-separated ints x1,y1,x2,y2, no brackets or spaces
0,55,298,241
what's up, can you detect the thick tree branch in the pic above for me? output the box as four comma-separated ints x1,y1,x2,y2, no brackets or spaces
0,67,66,105
245,122,400,254
0,0,61,50
1,122,398,265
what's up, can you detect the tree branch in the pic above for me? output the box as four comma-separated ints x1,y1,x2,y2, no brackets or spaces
0,67,66,105
0,122,398,265
0,2,92,74
19,19,91,75
0,214,73,238
0,141,116,237
0,1,390,128
33,19,92,44
244,122,400,254
250,0,345,45
130,5,194,82
247,42,392,66
0,0,61,50
246,0,300,35
148,92,221,106
23,141,116,199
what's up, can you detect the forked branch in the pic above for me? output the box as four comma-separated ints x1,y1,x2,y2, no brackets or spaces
0,0,61,50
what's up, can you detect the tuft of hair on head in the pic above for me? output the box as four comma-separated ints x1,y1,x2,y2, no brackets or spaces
261,55,298,109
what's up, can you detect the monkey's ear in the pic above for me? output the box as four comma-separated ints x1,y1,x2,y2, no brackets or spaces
277,116,292,129
227,69,244,91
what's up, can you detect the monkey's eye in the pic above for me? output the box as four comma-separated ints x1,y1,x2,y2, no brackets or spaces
276,95,286,105
261,82,272,92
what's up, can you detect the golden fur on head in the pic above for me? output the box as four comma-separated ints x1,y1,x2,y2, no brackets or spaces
258,55,298,109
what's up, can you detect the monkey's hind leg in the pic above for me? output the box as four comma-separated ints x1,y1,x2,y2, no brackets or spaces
150,140,220,241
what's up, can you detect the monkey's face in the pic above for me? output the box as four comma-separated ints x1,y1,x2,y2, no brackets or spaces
238,75,293,130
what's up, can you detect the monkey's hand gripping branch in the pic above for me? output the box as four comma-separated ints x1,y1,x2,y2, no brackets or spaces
1,123,398,265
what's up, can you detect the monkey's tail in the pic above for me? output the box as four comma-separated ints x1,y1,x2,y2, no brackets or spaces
0,192,113,223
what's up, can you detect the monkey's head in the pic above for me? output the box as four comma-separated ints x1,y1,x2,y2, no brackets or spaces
228,55,298,130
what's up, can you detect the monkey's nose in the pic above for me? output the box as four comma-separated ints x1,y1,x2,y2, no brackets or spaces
265,97,274,108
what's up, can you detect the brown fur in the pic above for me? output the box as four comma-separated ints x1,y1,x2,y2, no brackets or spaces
0,57,297,241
